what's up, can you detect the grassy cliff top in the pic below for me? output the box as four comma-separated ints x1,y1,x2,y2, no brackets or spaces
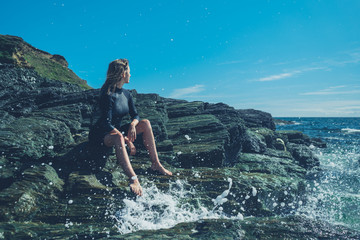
0,34,91,89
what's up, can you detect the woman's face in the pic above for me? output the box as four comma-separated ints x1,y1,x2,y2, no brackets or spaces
123,66,131,83
116,66,131,87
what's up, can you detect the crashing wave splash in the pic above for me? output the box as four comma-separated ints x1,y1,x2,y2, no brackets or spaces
112,178,243,235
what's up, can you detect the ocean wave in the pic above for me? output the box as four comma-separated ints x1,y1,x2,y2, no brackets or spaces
324,136,343,140
112,179,243,235
274,120,301,126
341,128,360,134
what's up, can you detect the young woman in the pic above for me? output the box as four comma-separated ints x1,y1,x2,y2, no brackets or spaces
89,59,172,196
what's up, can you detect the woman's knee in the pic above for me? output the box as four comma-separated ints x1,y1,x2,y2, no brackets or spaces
113,132,125,145
141,119,151,128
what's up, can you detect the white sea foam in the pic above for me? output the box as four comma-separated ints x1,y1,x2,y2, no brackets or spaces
294,142,360,231
324,136,343,140
212,178,232,206
112,179,242,235
275,120,300,126
251,187,257,197
341,128,360,134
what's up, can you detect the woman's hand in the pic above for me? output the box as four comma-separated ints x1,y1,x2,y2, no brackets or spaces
127,124,136,142
110,128,121,136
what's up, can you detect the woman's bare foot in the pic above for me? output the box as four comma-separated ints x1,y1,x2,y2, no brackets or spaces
129,179,143,196
124,137,136,155
151,163,173,176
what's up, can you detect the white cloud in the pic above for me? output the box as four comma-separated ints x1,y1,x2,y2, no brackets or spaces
290,101,360,116
255,67,327,82
328,85,347,89
291,100,360,117
251,48,360,83
257,71,300,82
301,90,360,96
272,58,308,66
169,84,205,98
324,48,360,66
301,85,360,96
233,99,360,117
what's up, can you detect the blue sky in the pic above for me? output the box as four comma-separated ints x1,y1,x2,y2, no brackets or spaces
1,0,360,117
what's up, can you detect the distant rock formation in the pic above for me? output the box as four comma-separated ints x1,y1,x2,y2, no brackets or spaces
0,34,90,89
50,54,68,67
273,118,297,126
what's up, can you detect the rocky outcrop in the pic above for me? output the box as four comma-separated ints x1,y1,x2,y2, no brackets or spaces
1,215,359,239
0,34,90,89
50,54,68,67
273,118,297,126
121,216,360,239
238,108,276,130
0,37,356,238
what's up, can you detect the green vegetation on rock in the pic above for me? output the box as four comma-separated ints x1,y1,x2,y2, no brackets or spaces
0,34,91,89
23,50,90,89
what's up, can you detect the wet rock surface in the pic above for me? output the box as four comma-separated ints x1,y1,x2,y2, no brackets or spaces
1,216,359,239
0,61,357,239
120,216,360,240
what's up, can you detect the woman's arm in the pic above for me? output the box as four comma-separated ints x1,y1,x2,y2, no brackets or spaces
128,92,140,142
100,92,116,132
128,119,139,142
128,92,140,122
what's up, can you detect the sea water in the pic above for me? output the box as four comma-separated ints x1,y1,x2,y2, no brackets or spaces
113,117,360,234
276,117,360,231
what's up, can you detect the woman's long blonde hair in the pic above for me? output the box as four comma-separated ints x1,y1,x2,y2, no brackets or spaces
101,59,129,94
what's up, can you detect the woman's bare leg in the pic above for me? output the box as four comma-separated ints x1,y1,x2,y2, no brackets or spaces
104,132,142,196
124,136,136,155
135,119,172,176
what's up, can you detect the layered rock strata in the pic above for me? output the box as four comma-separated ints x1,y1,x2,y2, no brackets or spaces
0,46,357,238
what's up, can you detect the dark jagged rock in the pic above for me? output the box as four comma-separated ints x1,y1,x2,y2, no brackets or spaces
277,130,311,145
0,116,74,161
273,118,297,126
1,216,358,239
237,109,276,130
276,130,327,149
0,164,64,222
0,63,86,117
0,34,91,89
118,216,360,240
287,143,320,169
310,137,327,148
241,129,267,153
50,54,68,67
1,36,356,238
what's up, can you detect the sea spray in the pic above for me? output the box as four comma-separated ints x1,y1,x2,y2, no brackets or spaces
294,145,360,230
212,178,233,207
112,178,243,235
277,117,360,231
